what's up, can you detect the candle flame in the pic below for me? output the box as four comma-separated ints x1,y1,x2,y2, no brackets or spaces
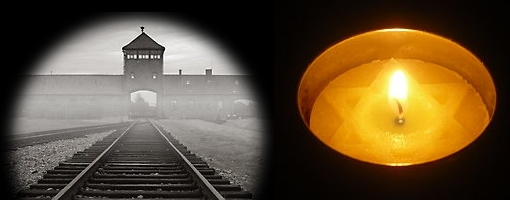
389,70,408,123
389,70,408,101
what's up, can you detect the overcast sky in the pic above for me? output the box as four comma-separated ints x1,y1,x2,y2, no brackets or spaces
31,14,244,75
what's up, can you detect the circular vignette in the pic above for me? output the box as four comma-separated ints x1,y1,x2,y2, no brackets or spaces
6,12,272,199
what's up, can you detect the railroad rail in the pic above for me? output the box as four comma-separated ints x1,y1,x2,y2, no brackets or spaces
10,122,133,148
16,120,252,200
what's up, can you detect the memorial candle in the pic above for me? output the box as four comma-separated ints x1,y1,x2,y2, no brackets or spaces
298,29,496,166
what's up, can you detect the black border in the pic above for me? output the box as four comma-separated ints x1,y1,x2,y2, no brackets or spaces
3,12,273,199
275,1,509,199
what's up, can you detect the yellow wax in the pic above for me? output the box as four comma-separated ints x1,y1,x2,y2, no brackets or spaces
310,59,489,166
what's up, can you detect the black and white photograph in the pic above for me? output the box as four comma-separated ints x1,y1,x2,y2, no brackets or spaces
2,12,271,200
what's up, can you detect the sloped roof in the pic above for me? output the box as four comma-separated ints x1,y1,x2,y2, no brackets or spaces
122,32,165,50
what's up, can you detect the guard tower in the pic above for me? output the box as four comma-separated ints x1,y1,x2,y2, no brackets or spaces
122,26,165,117
19,27,259,120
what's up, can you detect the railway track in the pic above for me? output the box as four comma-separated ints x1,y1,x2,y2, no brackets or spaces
10,122,133,148
16,120,252,200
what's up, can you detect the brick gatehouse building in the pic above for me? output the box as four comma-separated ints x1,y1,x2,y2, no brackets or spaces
17,27,259,120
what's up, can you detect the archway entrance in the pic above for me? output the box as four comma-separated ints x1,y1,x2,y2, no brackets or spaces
129,90,157,119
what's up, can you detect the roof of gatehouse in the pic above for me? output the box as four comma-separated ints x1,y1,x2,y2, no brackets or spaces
122,27,165,51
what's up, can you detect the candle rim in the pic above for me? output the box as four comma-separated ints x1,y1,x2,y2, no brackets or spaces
298,28,496,127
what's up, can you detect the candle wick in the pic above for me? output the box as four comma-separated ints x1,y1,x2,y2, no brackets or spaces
393,98,404,116
393,98,405,125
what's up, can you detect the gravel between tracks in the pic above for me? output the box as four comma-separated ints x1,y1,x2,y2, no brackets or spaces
156,118,267,200
6,130,114,194
7,118,267,199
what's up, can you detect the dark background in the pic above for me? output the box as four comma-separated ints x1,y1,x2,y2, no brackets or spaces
275,1,509,200
1,12,273,199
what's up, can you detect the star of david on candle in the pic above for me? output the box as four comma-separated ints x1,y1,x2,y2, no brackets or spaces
311,59,485,165
298,29,496,166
